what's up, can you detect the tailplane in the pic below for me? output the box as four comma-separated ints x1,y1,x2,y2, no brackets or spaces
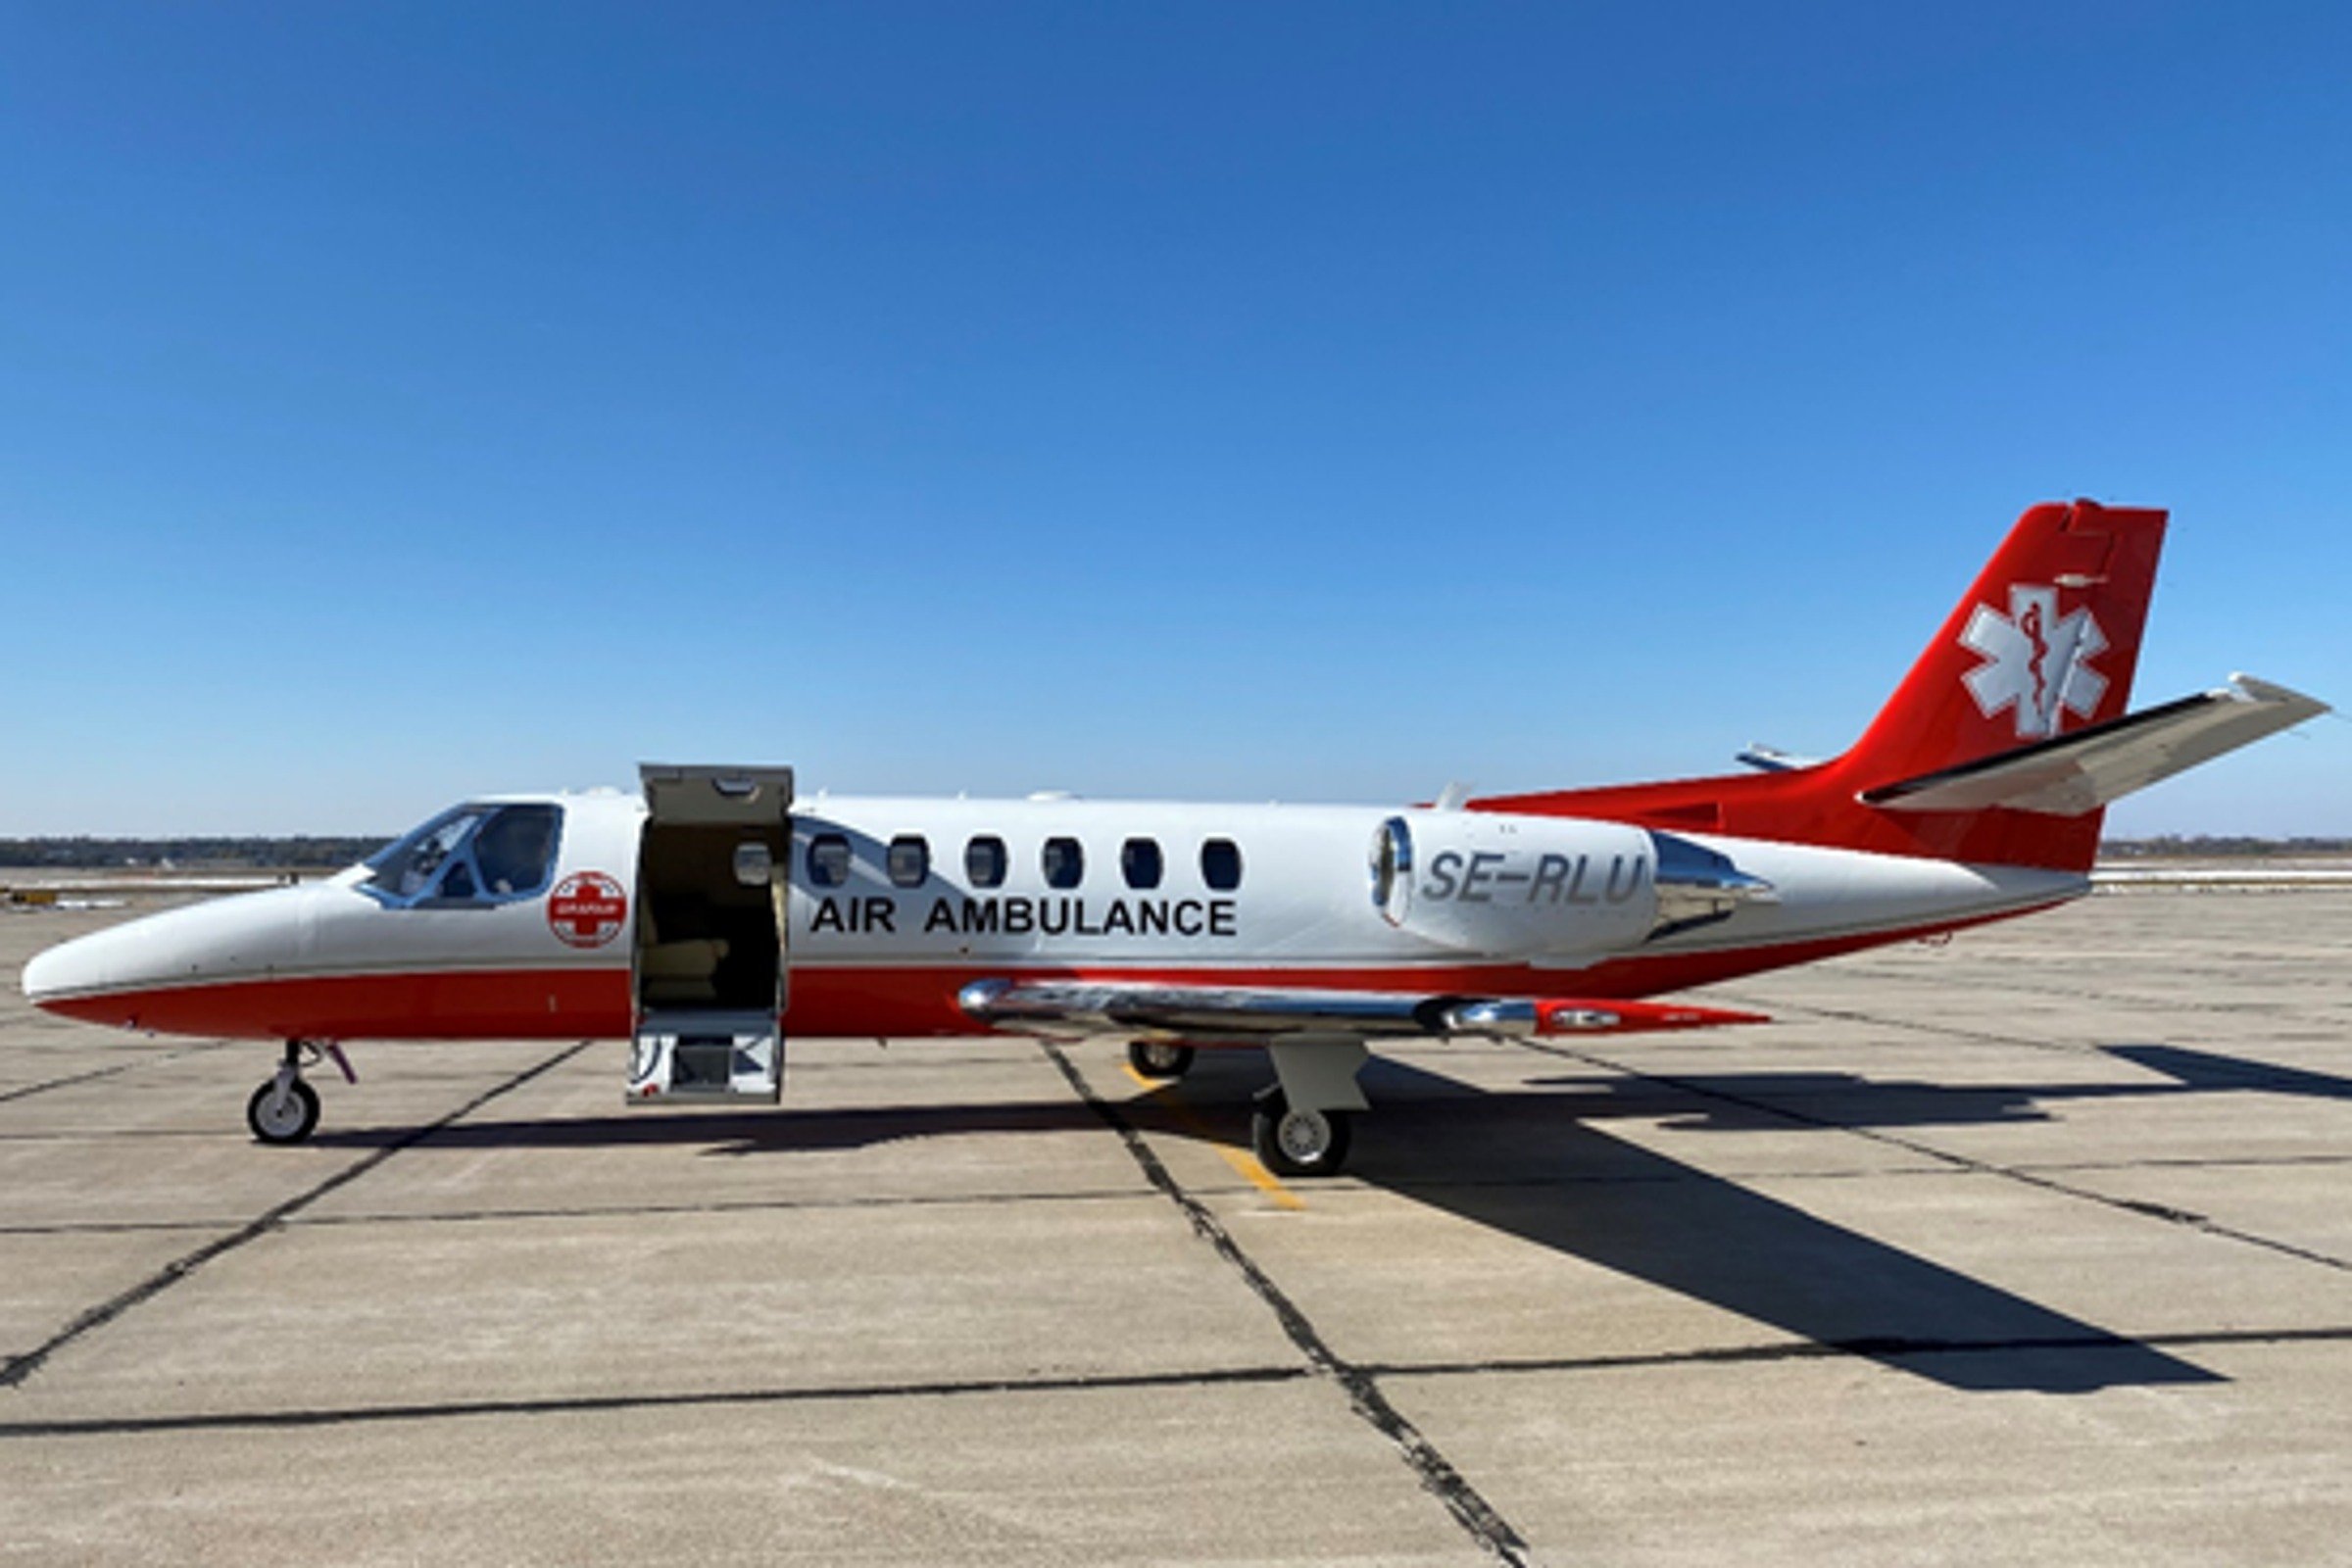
1861,673,2326,817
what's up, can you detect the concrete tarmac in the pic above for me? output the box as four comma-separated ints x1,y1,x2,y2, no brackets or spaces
2,892,2348,1565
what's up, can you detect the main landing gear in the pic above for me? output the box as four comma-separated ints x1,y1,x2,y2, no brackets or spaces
1250,1087,1352,1178
1127,1040,1197,1080
1248,1036,1371,1180
246,1041,352,1146
1123,1036,1358,1176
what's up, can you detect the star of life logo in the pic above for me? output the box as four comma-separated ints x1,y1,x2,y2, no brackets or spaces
1959,584,2108,740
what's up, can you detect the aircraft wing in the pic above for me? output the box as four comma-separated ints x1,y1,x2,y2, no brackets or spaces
956,977,1765,1042
1861,674,2328,817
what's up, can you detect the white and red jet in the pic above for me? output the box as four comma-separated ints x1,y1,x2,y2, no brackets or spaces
20,502,2327,1176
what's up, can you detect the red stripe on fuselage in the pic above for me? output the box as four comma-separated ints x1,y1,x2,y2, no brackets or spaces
34,904,2053,1044
37,967,634,1042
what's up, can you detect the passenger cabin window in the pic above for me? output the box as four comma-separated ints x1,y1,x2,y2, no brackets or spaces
888,835,929,888
362,803,562,908
1200,838,1243,891
966,835,1007,889
808,833,853,889
1042,837,1084,889
1121,837,1163,890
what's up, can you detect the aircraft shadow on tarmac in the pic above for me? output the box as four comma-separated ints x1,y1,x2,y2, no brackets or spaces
1332,1053,2197,1397
318,1040,2352,1396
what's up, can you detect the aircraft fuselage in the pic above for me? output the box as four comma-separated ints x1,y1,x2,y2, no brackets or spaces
22,791,2082,1044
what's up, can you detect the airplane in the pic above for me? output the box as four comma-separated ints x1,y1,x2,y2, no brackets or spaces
17,500,2328,1178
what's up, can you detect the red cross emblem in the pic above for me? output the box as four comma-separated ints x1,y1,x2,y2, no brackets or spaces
548,870,627,948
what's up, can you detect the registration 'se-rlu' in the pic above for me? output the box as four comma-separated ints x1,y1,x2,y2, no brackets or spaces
20,501,2328,1176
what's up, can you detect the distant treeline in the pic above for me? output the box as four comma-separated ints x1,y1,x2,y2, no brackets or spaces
0,837,390,870
2101,836,2352,858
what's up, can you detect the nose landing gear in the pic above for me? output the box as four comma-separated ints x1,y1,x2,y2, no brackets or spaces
245,1041,352,1145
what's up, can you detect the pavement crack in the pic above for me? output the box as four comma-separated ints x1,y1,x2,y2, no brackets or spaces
1368,1322,2352,1382
0,1040,592,1393
1042,1042,1536,1568
0,1042,229,1105
0,1362,1312,1441
0,1183,1273,1238
1703,994,2091,1054
1724,972,2347,1032
15,1323,2352,1444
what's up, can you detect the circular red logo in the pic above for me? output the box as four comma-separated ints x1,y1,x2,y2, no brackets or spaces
548,870,628,949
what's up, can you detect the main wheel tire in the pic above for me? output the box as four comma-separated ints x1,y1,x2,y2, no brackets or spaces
1128,1041,1197,1080
246,1078,320,1145
1250,1089,1352,1178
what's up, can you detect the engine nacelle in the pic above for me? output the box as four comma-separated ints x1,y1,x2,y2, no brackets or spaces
1368,810,1658,958
1367,810,1778,959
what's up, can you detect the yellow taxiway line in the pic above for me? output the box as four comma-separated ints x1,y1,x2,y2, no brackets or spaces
1122,1062,1305,1210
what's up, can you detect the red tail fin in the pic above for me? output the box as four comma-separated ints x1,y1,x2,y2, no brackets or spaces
1473,500,2168,872
1841,500,2167,793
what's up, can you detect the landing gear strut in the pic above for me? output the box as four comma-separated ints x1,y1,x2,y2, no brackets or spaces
245,1040,347,1145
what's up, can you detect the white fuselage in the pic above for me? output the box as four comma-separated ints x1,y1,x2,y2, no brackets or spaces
21,790,2086,1044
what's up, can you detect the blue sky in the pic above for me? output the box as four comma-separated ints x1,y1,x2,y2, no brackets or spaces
2,3,2345,836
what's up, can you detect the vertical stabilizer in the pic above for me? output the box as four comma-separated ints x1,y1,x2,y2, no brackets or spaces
1839,500,2167,794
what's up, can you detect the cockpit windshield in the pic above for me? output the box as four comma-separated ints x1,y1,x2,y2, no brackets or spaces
362,802,564,908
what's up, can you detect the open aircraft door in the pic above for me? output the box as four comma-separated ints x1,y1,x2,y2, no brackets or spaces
626,763,793,1102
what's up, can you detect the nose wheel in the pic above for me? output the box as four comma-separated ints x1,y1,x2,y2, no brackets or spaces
247,1076,320,1144
246,1041,347,1145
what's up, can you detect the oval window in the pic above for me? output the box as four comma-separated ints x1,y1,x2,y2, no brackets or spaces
1200,838,1243,892
966,836,1007,889
888,835,929,888
808,833,852,889
732,842,774,888
1121,837,1163,890
1042,837,1084,889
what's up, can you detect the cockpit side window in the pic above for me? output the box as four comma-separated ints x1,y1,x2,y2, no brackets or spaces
471,805,563,898
363,803,564,908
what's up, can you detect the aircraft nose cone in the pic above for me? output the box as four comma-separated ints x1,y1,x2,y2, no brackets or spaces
21,922,133,1013
21,942,67,1007
19,886,315,1027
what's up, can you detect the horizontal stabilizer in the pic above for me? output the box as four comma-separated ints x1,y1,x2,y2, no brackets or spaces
1736,745,1821,773
1861,675,2328,817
